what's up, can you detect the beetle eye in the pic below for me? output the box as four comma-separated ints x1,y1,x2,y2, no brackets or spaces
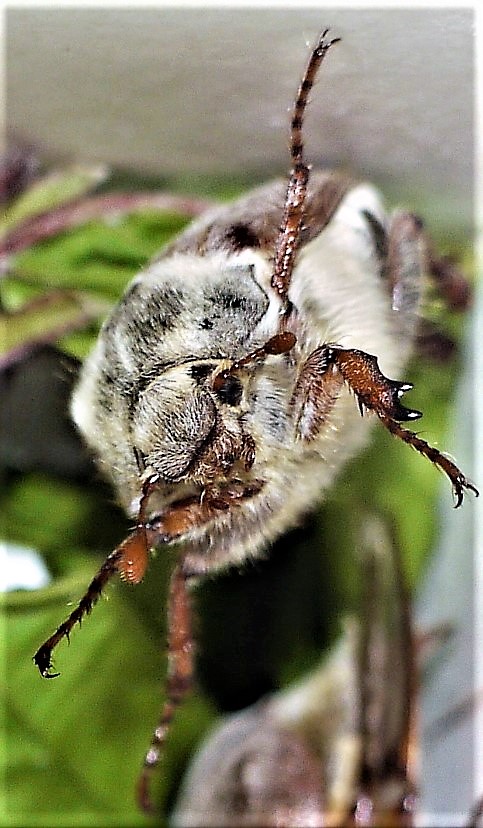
189,363,215,382
215,375,243,407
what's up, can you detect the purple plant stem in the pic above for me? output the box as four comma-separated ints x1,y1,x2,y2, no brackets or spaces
1,191,214,259
0,289,102,370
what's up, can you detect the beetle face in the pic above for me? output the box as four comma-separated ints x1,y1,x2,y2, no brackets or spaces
132,358,255,490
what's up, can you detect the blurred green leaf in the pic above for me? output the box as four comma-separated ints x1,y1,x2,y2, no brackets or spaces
2,475,107,569
11,211,189,300
2,165,108,232
2,209,191,367
0,290,107,369
4,560,163,826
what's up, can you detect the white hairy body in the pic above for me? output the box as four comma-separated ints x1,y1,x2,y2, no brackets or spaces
71,174,420,573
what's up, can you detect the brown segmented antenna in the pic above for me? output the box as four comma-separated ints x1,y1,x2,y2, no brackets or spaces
213,34,340,405
271,30,341,311
212,331,296,391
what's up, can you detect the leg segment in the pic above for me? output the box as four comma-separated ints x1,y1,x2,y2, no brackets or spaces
428,246,472,312
33,475,160,676
386,212,425,328
291,346,344,440
378,416,477,508
136,562,195,814
328,347,421,422
212,332,296,392
330,346,478,505
33,542,128,677
293,345,478,507
387,213,474,363
292,345,418,443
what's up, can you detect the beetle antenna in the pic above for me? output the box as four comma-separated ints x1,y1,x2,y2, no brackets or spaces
271,30,341,311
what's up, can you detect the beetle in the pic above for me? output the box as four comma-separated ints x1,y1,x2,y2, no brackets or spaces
33,31,477,812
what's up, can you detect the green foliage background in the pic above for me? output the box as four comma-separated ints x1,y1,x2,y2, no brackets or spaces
0,165,474,825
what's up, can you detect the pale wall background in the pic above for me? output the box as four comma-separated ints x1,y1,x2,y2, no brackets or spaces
7,7,474,234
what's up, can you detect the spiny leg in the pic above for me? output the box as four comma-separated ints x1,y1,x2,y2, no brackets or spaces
291,346,344,440
292,344,478,506
378,416,478,508
33,542,127,677
427,243,472,312
271,30,340,311
291,345,415,440
328,346,478,507
137,561,195,814
33,474,162,676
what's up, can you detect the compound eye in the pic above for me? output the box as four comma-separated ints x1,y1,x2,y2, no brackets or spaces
215,374,243,407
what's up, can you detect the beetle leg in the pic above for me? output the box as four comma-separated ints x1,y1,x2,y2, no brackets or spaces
137,559,195,814
33,540,132,678
292,344,478,507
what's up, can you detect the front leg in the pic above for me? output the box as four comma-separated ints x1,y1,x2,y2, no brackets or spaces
292,345,477,506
